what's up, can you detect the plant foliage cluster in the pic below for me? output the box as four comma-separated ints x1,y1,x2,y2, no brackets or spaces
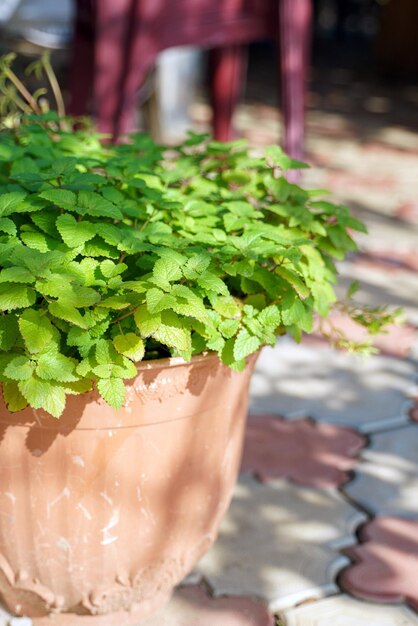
0,56,397,418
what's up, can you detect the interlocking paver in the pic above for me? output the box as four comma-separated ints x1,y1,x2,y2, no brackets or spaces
141,586,274,626
241,415,365,487
250,339,415,432
283,594,418,626
340,516,418,611
344,424,418,517
194,476,365,611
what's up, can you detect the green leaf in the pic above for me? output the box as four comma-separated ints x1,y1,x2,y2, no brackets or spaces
153,311,191,353
18,376,66,418
56,214,96,247
0,284,36,311
233,329,260,360
146,288,176,314
48,301,88,329
97,377,126,409
77,190,123,220
0,315,19,351
0,267,35,284
39,189,76,210
221,338,246,372
151,256,183,291
2,381,28,412
18,309,60,354
134,306,161,337
219,319,240,338
182,253,211,279
4,355,36,381
274,266,310,299
0,218,17,236
197,271,229,295
0,191,27,216
113,333,145,361
212,296,241,319
265,146,309,171
36,352,79,382
258,305,281,329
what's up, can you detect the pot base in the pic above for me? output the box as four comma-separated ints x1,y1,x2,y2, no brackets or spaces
30,590,172,626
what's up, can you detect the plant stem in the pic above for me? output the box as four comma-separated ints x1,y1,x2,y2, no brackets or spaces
42,53,66,121
4,68,41,114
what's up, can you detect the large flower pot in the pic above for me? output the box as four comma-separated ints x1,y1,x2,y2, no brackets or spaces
0,353,257,625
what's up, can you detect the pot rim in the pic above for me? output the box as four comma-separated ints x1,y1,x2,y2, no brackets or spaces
133,350,218,373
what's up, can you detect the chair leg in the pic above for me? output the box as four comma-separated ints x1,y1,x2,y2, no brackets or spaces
279,0,312,161
68,0,95,118
209,45,246,142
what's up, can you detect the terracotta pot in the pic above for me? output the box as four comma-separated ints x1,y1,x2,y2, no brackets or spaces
0,353,257,625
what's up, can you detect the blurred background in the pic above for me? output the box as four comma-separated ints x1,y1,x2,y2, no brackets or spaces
0,0,417,236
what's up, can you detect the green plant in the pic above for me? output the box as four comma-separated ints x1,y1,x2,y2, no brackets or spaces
0,55,398,418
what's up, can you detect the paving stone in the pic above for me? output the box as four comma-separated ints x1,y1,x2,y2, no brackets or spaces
283,594,418,626
250,339,415,432
194,476,365,611
141,585,274,626
241,415,365,488
344,424,418,517
340,517,418,611
354,250,418,274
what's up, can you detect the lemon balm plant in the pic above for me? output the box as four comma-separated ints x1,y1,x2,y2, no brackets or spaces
0,53,401,626
0,54,395,419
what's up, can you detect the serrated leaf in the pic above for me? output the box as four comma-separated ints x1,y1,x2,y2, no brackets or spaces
4,355,36,381
233,328,260,360
265,146,309,171
98,295,134,310
146,288,176,314
18,376,66,418
36,352,79,382
18,309,60,354
152,310,191,353
2,381,28,412
151,256,183,291
274,266,310,299
212,296,241,319
0,267,35,284
134,306,161,337
197,271,229,295
56,214,96,248
0,218,17,236
258,305,282,329
0,283,36,311
49,301,88,329
281,297,306,327
39,189,76,210
0,191,27,216
97,377,126,409
113,333,145,361
0,315,19,351
219,318,240,338
100,260,127,279
77,190,123,220
221,338,246,372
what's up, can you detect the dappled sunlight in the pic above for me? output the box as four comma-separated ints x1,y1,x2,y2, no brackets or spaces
250,339,416,428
